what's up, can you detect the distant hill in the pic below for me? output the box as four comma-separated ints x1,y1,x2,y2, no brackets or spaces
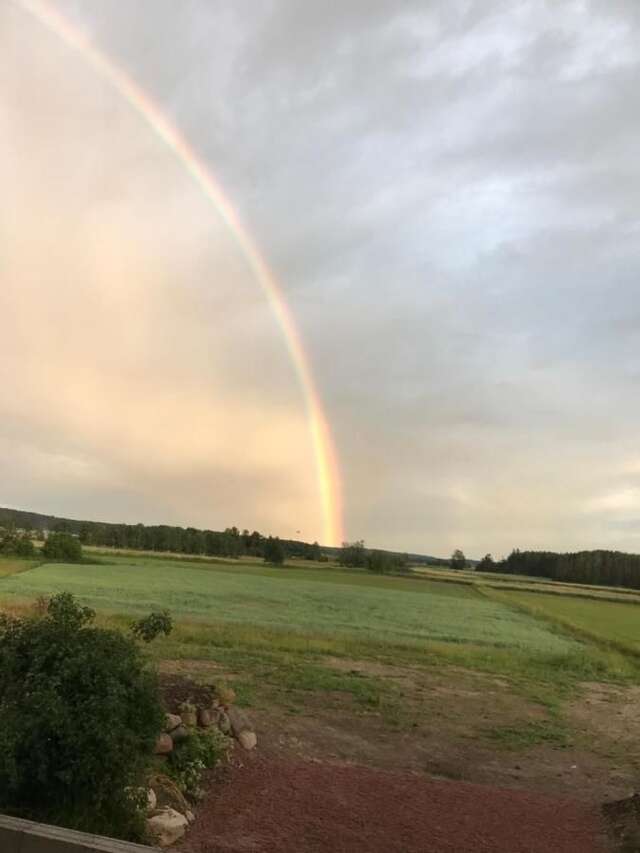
0,506,448,565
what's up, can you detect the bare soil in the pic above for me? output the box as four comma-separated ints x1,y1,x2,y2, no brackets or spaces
177,753,609,853
164,660,640,851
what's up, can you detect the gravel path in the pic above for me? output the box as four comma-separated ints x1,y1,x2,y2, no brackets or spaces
178,755,610,853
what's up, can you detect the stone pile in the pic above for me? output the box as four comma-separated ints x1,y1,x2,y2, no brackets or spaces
146,685,257,847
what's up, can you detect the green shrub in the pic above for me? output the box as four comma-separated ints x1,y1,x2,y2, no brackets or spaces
131,610,173,643
42,532,83,562
166,728,229,798
0,531,35,558
0,593,163,839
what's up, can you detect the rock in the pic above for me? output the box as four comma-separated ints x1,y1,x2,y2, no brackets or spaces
217,710,231,735
180,708,197,727
210,697,220,710
227,706,252,736
164,713,182,732
186,810,195,824
149,773,190,817
198,708,212,728
238,730,257,751
154,733,173,755
216,685,236,706
146,807,188,847
170,724,189,743
147,788,157,811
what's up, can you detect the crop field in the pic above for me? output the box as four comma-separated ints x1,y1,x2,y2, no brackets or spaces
497,588,640,654
0,556,576,654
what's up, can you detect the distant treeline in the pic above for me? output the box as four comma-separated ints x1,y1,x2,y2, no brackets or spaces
0,507,322,561
497,549,640,589
0,506,453,568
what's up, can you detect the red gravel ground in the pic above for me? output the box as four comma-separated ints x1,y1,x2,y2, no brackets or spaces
178,755,611,853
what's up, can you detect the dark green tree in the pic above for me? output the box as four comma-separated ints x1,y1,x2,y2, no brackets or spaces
42,532,83,562
477,553,495,572
339,540,366,568
450,549,467,570
263,536,285,565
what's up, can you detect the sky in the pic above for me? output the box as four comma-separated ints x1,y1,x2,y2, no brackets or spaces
2,0,640,557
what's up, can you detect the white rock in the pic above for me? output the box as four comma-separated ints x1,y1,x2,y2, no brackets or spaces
186,809,195,823
238,730,257,751
147,788,157,811
164,713,182,732
147,807,188,847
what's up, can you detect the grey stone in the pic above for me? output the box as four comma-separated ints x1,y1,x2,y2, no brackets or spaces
146,808,187,847
164,713,182,732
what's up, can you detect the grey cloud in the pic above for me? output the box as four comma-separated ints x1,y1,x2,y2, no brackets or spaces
4,0,640,554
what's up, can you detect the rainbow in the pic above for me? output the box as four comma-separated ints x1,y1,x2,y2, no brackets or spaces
13,0,344,546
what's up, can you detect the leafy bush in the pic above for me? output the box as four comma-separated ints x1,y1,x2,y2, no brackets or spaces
42,532,83,562
0,531,35,558
131,610,173,643
166,728,229,798
0,593,164,839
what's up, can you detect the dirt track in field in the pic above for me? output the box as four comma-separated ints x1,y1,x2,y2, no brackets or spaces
177,754,610,853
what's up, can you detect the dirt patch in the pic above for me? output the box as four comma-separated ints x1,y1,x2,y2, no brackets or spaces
177,754,610,853
159,674,217,713
159,659,636,802
569,683,640,753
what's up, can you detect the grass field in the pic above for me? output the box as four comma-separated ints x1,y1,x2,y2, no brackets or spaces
496,588,640,655
3,550,640,782
0,556,576,653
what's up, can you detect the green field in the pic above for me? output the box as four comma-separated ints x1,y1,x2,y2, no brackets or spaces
0,557,576,653
497,588,640,654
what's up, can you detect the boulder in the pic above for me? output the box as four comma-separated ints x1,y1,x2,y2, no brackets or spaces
150,773,190,817
170,724,189,743
147,788,157,811
146,807,188,847
186,810,195,824
238,730,257,751
180,707,197,727
154,733,173,755
217,710,231,735
164,713,182,732
227,706,252,736
198,708,212,728
216,685,236,706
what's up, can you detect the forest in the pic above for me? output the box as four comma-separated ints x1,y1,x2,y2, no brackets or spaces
496,548,640,590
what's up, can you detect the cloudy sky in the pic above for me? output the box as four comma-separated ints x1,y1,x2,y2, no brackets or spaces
2,0,640,556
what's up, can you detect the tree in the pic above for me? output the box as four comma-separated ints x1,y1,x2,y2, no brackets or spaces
42,531,83,562
0,593,163,839
14,535,35,558
0,531,35,558
450,549,467,570
477,553,495,572
263,536,285,565
339,540,366,568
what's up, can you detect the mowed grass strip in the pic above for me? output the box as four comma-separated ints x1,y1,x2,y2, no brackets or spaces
0,556,41,578
0,557,576,653
496,589,640,654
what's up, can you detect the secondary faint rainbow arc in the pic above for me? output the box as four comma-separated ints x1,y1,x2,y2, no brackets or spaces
15,0,344,547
